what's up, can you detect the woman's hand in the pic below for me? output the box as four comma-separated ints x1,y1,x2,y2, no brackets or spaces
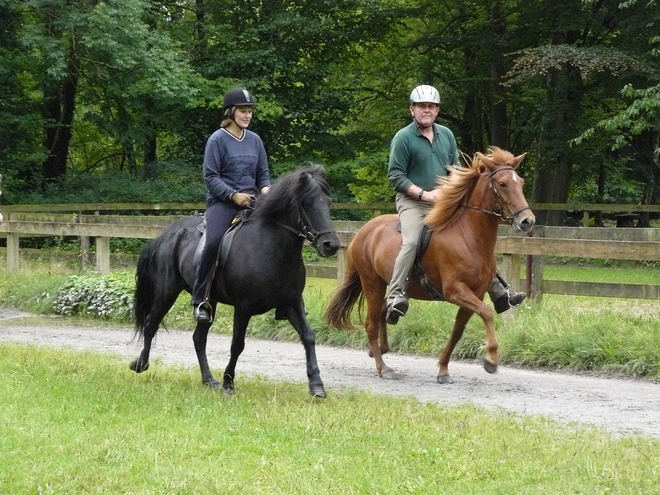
232,192,254,207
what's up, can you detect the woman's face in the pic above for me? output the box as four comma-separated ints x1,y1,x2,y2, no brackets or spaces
233,106,253,128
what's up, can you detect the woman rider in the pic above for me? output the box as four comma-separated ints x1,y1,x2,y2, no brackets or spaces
191,88,271,322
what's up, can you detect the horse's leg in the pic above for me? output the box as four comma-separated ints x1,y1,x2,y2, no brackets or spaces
477,306,499,374
436,306,473,384
368,301,391,356
281,303,326,398
221,310,251,396
363,284,396,379
129,314,157,373
130,291,181,374
192,303,220,389
438,289,497,383
378,299,390,355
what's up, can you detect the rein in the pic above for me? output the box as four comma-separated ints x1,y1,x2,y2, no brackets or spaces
275,204,335,245
459,166,531,224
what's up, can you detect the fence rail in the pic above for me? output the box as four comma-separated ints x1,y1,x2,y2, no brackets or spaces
0,211,658,301
3,200,660,217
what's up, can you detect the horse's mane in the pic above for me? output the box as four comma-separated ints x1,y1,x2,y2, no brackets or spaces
426,147,511,231
255,162,330,219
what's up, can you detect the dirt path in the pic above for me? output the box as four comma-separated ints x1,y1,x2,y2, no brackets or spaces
1,309,659,439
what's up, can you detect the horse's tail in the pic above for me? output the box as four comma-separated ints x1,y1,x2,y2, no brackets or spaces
133,240,158,340
323,266,364,330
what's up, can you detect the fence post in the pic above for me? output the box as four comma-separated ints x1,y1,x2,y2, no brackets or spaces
529,226,544,302
78,212,91,271
499,253,522,291
6,232,19,273
96,237,110,274
529,255,544,302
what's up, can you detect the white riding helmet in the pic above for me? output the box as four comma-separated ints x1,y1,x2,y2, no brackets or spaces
410,85,441,105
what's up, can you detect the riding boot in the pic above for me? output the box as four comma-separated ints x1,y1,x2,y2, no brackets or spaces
191,247,220,323
386,295,409,325
193,303,212,323
488,272,526,314
386,276,411,325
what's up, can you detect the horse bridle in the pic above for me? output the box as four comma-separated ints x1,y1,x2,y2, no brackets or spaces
460,166,532,224
276,203,335,246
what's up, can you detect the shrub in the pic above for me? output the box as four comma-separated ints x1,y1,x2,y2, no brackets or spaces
53,272,134,321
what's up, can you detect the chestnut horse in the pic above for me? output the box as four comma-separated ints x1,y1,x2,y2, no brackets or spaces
324,147,535,383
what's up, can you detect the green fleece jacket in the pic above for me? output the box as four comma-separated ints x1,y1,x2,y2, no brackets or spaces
387,122,459,194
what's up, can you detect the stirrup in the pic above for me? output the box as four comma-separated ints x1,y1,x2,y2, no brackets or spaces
507,289,526,308
193,302,213,323
493,289,526,314
386,297,409,325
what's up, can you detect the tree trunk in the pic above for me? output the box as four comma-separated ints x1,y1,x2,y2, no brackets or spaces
143,132,158,179
595,160,605,227
194,0,207,64
532,64,584,226
636,129,659,228
42,44,78,184
489,3,508,149
459,47,481,154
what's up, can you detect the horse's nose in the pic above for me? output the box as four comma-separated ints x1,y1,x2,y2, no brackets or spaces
518,215,536,233
319,236,340,257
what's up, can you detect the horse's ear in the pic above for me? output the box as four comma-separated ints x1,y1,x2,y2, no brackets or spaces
512,152,527,169
475,152,494,170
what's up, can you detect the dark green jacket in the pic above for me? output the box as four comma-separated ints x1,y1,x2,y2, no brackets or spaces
388,122,459,194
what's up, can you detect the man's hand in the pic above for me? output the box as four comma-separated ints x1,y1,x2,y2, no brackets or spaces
418,189,441,202
232,192,254,207
426,189,441,202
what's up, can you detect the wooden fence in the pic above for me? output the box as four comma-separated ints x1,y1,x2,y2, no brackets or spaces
3,199,660,223
0,210,658,301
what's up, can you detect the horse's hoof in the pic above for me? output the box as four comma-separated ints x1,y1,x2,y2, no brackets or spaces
129,360,148,373
437,374,454,384
380,369,398,380
483,359,498,374
309,385,327,398
204,378,222,390
222,386,235,396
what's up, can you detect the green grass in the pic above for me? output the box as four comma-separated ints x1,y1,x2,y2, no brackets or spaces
541,263,660,284
1,343,659,495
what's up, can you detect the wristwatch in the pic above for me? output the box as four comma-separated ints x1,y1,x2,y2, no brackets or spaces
418,190,424,200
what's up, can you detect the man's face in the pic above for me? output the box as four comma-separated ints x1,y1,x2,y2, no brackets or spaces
410,102,440,127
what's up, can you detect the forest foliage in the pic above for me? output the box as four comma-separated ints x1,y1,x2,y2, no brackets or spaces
0,0,658,225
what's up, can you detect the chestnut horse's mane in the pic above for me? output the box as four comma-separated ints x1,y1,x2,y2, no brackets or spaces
425,147,513,231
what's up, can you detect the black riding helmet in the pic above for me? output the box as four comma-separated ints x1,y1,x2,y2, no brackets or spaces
222,88,256,113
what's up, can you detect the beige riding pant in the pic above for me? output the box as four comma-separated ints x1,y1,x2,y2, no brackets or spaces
387,193,434,303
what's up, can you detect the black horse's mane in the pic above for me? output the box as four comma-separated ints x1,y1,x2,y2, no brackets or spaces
255,162,330,219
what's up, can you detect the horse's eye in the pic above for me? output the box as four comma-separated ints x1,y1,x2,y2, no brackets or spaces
498,182,507,188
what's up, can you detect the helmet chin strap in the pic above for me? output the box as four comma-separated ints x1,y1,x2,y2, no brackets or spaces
230,107,239,127
230,114,246,132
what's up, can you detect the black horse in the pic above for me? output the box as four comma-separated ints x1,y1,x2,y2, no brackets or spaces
129,164,340,397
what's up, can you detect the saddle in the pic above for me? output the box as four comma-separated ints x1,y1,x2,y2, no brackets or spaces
396,222,445,301
193,209,253,301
